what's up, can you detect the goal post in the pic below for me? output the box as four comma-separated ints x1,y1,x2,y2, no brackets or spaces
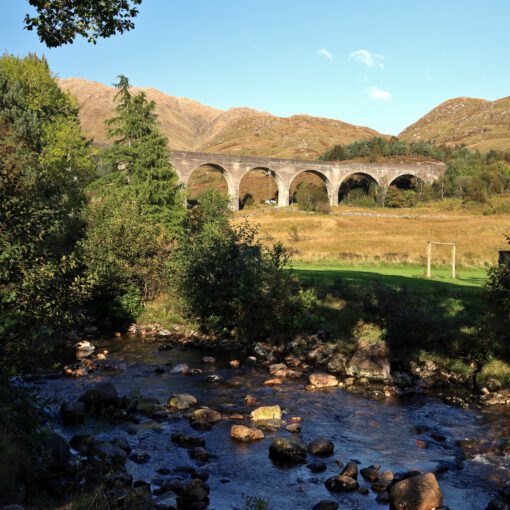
426,241,456,279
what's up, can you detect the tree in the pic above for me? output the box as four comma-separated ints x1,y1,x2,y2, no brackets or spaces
0,54,94,370
24,0,142,47
295,182,330,212
82,75,184,327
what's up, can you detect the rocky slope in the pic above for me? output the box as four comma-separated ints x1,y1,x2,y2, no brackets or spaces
59,77,383,159
399,96,510,151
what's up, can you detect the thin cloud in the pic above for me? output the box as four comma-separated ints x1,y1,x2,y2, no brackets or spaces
317,48,333,60
366,86,392,101
350,49,384,68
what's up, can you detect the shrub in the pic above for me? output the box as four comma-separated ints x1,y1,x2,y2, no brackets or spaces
172,191,316,341
295,182,330,212
385,188,418,208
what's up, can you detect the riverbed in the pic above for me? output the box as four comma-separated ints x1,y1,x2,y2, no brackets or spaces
28,335,510,509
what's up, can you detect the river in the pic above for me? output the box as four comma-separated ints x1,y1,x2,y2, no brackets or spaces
27,335,510,509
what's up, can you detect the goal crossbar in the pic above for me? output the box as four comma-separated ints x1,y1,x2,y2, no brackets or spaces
426,241,456,278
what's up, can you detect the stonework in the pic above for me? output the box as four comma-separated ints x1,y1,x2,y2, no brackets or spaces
172,150,446,210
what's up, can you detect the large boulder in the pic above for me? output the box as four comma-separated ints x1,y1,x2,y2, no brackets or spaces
389,472,443,510
135,397,163,415
231,425,264,442
60,401,85,425
309,373,338,389
89,441,128,465
177,479,210,509
269,437,307,465
79,382,120,412
167,393,198,410
347,324,390,381
40,433,70,473
250,405,282,421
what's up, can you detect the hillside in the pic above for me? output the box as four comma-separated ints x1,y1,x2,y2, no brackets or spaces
59,77,383,159
399,96,510,151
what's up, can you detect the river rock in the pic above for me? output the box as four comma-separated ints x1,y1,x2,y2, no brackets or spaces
313,501,339,510
171,363,190,374
60,401,85,425
189,407,222,429
324,474,359,492
269,437,307,465
135,397,163,414
347,337,391,381
231,425,265,442
167,393,198,410
307,438,334,456
129,452,151,464
286,423,301,433
70,433,96,453
264,378,282,386
171,432,205,448
390,472,443,510
189,446,210,462
341,460,359,479
76,340,95,354
41,433,71,473
177,479,210,509
250,405,282,421
201,356,216,364
79,381,120,412
309,373,339,389
90,441,128,465
360,465,380,482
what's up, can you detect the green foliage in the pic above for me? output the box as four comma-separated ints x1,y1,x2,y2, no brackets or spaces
385,188,418,208
0,54,94,371
24,0,142,47
82,75,184,328
0,382,46,503
484,262,510,353
243,495,269,510
295,182,330,212
172,191,316,341
322,136,510,203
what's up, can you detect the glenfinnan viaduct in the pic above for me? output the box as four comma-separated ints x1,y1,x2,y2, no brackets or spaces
172,150,446,210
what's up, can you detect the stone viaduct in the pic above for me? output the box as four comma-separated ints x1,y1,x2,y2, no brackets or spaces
172,150,446,210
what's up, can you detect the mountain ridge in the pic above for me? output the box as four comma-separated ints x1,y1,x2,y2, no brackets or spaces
58,77,385,160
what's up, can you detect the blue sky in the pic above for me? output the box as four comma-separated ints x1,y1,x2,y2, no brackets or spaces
2,0,510,134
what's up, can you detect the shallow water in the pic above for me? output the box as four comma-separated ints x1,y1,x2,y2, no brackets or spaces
31,336,510,509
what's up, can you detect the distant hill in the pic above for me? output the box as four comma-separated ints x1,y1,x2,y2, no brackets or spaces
59,77,384,160
399,96,510,152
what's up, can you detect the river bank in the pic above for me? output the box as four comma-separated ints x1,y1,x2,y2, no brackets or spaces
9,329,510,510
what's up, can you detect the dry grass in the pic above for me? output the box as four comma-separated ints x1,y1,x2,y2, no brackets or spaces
235,198,510,267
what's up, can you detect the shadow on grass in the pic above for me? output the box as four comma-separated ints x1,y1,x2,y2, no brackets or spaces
292,267,489,372
293,268,485,296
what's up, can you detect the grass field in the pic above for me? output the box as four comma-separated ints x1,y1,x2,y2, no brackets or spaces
236,198,510,267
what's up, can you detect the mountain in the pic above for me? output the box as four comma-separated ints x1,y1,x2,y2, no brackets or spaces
399,96,510,151
59,77,384,160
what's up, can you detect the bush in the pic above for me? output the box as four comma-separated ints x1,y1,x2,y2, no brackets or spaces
295,182,330,212
483,263,510,354
385,188,418,208
172,191,316,341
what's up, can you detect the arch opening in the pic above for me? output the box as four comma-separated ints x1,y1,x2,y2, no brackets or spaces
239,167,280,210
386,174,426,208
289,170,330,211
390,174,424,190
186,163,231,207
338,173,378,205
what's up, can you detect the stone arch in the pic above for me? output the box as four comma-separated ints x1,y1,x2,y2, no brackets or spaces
185,162,235,205
389,173,425,189
338,172,379,204
238,166,282,209
289,169,332,205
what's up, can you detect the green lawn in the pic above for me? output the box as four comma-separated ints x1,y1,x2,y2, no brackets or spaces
292,263,487,290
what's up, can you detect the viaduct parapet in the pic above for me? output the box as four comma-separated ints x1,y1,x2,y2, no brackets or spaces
172,150,446,210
